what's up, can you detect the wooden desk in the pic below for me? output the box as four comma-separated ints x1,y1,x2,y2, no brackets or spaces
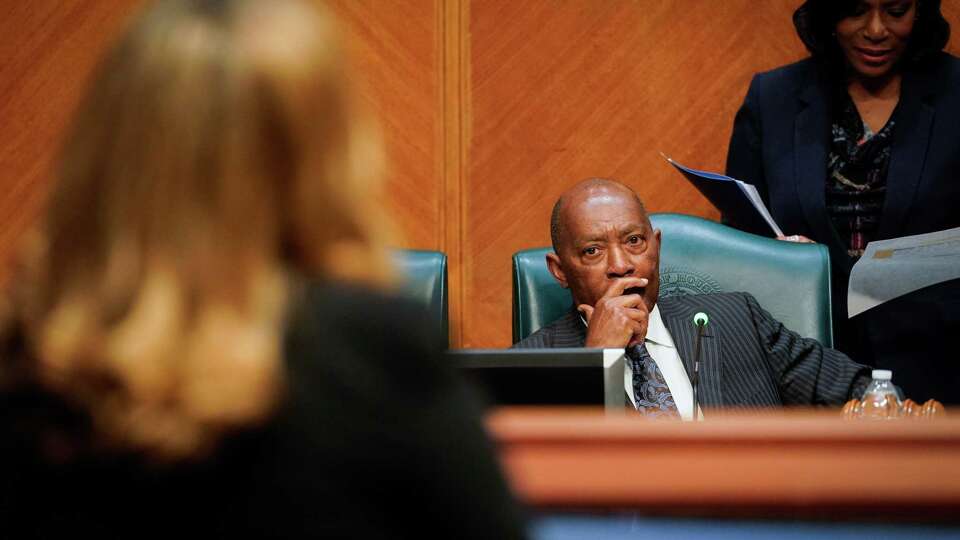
488,407,960,519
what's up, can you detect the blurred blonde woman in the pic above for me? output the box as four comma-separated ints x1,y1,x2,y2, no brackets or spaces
0,1,525,537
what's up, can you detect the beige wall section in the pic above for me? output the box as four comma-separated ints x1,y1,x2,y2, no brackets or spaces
1,1,959,347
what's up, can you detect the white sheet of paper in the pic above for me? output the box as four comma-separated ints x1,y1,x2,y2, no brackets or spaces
847,226,960,318
735,182,784,237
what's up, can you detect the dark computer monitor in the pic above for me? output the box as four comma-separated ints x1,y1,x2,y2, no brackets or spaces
448,348,625,410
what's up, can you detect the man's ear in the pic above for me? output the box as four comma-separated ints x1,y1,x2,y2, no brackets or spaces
545,251,569,289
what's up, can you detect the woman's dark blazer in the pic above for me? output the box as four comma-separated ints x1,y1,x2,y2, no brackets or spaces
0,284,528,538
725,52,960,404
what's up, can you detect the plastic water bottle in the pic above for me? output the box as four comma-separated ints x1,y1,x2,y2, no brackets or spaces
860,369,902,419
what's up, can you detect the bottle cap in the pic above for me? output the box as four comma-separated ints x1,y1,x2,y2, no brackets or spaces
871,369,893,380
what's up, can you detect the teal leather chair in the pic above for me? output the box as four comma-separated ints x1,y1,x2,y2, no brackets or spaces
512,213,833,346
393,249,448,348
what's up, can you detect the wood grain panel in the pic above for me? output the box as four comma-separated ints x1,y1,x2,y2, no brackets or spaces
440,0,469,347
328,0,442,252
489,407,960,516
0,1,445,276
465,0,960,348
328,0,457,341
0,0,142,282
944,1,960,55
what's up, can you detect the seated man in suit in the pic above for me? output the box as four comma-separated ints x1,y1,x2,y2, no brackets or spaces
514,178,870,418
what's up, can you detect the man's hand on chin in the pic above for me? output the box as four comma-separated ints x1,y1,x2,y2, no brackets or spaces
579,277,650,349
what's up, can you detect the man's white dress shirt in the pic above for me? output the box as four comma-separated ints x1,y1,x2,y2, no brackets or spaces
581,304,703,420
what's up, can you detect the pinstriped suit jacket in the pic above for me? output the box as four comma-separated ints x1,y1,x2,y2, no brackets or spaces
513,292,871,408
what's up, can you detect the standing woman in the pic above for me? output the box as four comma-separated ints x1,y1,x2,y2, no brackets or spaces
726,0,960,403
0,0,527,537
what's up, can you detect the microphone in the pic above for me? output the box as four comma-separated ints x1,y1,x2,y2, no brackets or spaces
691,312,709,421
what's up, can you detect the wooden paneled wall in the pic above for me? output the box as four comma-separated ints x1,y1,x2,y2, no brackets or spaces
2,1,959,348
0,0,141,280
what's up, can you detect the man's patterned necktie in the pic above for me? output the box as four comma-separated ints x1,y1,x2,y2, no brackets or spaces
627,342,679,418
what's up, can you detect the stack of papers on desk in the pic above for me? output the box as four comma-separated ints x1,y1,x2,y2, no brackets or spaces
848,226,960,318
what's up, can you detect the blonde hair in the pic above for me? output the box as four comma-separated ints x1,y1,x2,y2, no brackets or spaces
9,0,391,461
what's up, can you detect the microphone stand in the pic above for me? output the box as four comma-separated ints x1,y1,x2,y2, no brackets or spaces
691,312,709,422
